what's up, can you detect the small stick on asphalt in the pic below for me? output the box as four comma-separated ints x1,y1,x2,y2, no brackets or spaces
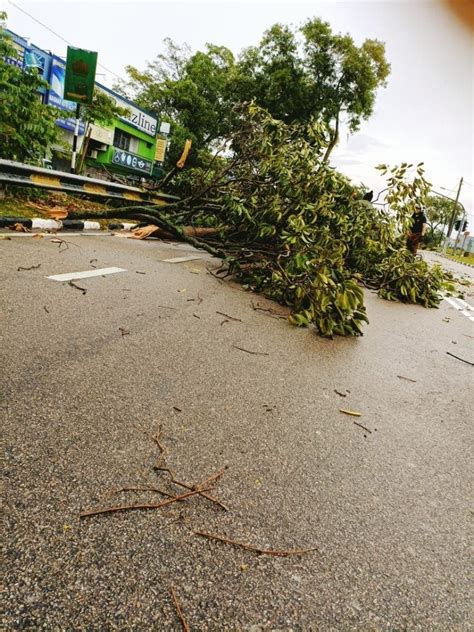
157,305,177,310
152,425,165,454
232,345,269,356
118,327,130,336
397,375,417,383
334,389,347,397
250,300,287,319
216,311,242,322
109,486,175,498
17,264,41,271
194,531,317,557
79,487,213,519
170,586,190,632
193,313,201,319
339,409,361,417
68,280,87,295
154,465,228,511
43,305,50,314
353,421,372,434
446,352,474,366
206,267,225,283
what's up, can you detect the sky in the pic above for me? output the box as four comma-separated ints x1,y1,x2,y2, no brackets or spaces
3,0,474,224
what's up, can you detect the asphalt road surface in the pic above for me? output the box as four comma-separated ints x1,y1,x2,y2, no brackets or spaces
2,234,473,630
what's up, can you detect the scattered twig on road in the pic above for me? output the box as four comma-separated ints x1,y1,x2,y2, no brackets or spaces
157,305,177,310
220,319,229,326
17,264,41,271
109,486,175,499
353,421,372,434
339,409,361,417
216,311,242,322
118,327,130,336
136,270,146,274
170,586,190,632
43,305,50,314
68,280,87,295
193,313,201,319
397,375,417,383
250,299,287,319
173,406,182,412
334,389,347,397
232,345,269,356
152,425,165,454
446,352,474,366
194,531,318,557
79,487,213,519
206,267,225,283
154,465,228,511
50,237,80,252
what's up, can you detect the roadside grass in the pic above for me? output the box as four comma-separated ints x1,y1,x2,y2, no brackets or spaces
444,250,474,265
0,190,123,225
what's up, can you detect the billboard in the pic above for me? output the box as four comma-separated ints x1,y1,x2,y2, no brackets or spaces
47,58,85,134
64,46,98,104
24,46,52,94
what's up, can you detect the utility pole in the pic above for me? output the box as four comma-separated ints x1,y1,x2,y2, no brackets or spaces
443,177,463,253
70,103,81,174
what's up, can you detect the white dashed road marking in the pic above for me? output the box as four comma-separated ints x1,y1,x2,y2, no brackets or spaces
443,296,474,321
47,267,127,282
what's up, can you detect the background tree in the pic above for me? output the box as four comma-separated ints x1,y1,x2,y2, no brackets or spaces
0,13,61,164
115,39,239,166
118,17,390,166
238,18,390,161
423,194,463,246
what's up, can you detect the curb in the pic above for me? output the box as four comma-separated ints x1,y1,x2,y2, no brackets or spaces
0,217,137,232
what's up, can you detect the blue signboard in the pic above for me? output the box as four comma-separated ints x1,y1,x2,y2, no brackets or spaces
112,149,153,174
24,46,52,94
47,57,84,134
4,30,27,68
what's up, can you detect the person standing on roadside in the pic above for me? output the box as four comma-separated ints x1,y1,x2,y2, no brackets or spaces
406,205,428,255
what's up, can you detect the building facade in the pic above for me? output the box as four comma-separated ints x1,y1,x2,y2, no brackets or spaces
3,28,168,180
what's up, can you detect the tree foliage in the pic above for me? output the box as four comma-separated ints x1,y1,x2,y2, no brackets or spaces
0,15,61,164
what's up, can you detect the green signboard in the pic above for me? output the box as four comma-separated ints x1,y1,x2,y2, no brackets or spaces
64,46,98,104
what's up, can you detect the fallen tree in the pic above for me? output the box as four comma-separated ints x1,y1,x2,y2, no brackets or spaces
65,105,455,337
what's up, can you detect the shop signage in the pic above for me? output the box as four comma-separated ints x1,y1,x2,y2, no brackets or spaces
97,85,157,137
112,149,153,174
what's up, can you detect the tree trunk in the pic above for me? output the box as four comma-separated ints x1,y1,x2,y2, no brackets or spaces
322,113,340,163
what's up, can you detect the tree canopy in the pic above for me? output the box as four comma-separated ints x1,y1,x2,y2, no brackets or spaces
116,17,390,166
0,14,61,164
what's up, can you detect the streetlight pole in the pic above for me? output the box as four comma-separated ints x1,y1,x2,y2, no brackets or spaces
443,177,463,253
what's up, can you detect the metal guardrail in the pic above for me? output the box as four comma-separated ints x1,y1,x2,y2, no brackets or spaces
0,159,180,206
